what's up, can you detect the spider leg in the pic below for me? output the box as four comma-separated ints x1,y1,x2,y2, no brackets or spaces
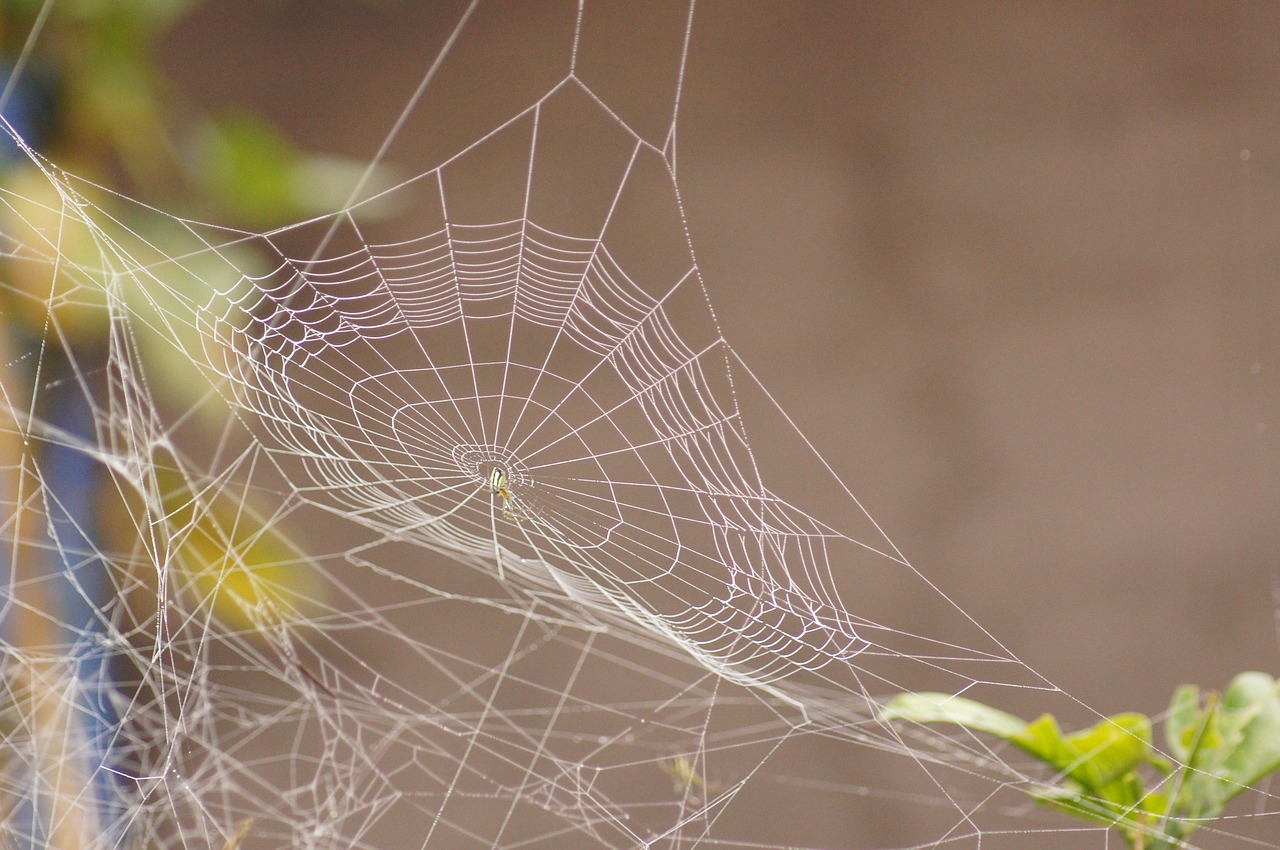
489,489,505,582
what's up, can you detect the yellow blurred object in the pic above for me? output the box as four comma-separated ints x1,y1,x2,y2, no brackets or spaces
103,448,325,635
662,755,719,802
220,818,254,850
0,163,112,340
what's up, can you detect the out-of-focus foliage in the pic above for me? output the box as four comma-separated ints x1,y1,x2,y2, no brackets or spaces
0,0,395,630
2,0,395,219
101,448,325,633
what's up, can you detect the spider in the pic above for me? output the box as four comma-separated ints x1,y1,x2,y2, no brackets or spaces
487,466,524,522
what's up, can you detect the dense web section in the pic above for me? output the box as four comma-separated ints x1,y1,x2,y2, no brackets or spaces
0,2,1275,849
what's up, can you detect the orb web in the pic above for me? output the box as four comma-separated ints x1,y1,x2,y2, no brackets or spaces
205,213,892,693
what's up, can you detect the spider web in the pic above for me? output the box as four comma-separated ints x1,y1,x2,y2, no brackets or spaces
0,2,1275,849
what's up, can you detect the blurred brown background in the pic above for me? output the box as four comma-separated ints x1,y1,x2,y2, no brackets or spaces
159,1,1279,845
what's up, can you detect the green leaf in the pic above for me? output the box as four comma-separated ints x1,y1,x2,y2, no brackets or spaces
290,155,406,222
884,695,1158,795
186,110,301,226
1015,712,1157,825
48,0,203,31
1031,783,1132,829
1157,672,1280,845
1164,684,1203,763
1009,714,1076,773
1062,713,1155,790
185,112,402,226
882,692,1027,739
1217,672,1280,794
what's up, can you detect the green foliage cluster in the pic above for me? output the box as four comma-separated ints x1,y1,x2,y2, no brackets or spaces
1,0,393,223
885,672,1280,849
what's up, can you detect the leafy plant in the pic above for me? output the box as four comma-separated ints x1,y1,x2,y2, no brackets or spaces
885,672,1280,848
